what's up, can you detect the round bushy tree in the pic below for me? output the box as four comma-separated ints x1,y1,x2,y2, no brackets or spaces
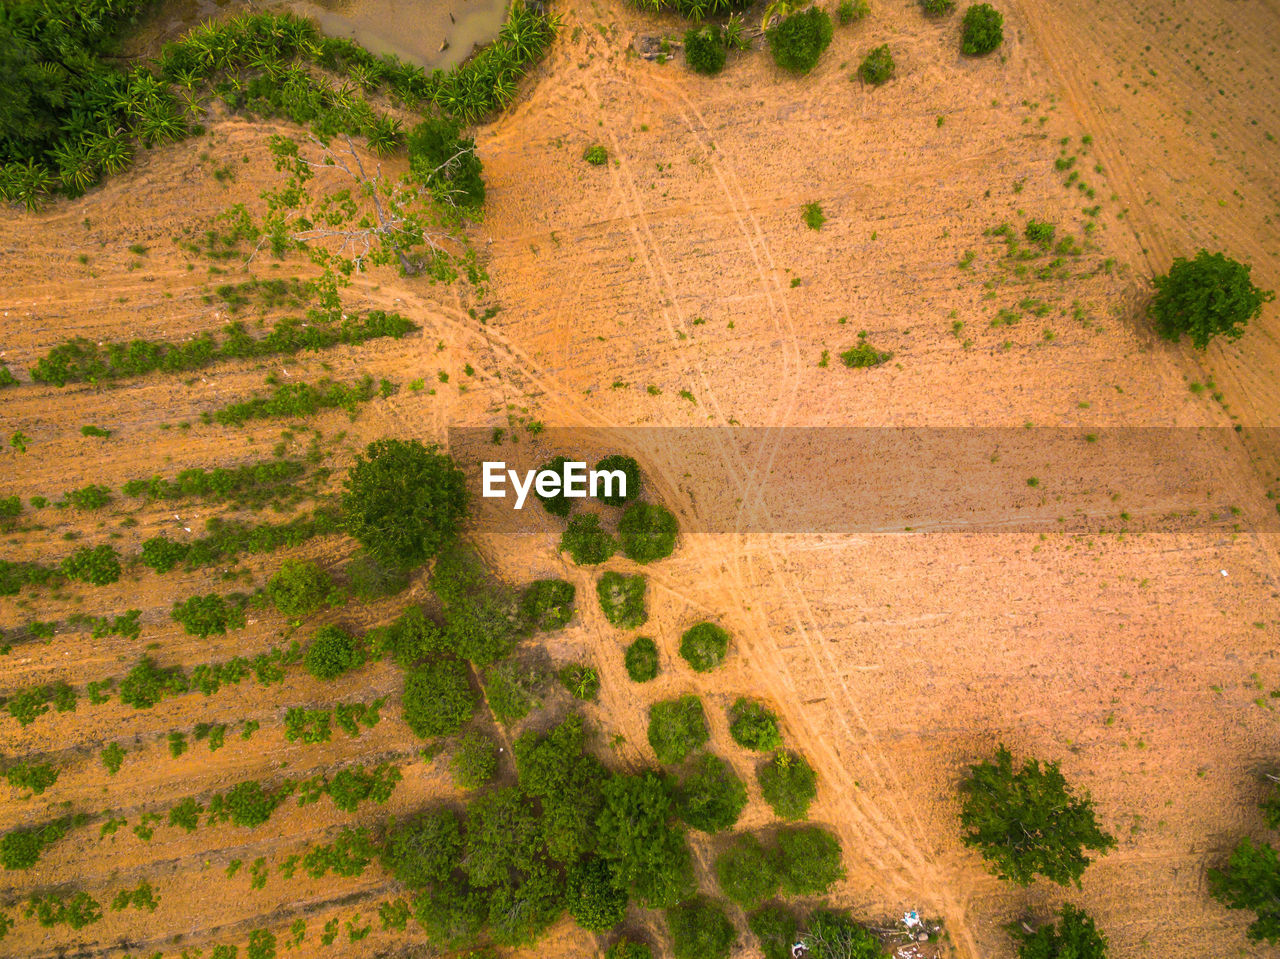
680,621,730,672
1008,903,1108,958
625,635,660,682
958,745,1116,886
303,625,360,680
758,750,817,820
402,657,477,738
619,502,678,563
407,114,485,209
61,545,120,585
776,825,845,895
715,833,779,908
521,578,576,631
595,454,642,505
648,695,710,764
749,903,799,959
536,455,573,516
767,7,834,74
1150,250,1274,348
858,44,895,84
668,897,736,959
598,571,648,628
677,752,747,832
961,3,1004,54
342,440,467,569
685,25,727,75
567,856,628,931
1210,838,1280,943
728,697,783,751
268,559,331,619
560,514,617,565
380,809,463,887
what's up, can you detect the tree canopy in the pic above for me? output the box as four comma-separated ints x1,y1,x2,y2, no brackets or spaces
1150,250,1274,348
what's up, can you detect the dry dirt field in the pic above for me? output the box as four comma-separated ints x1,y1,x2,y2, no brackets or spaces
2,0,1280,957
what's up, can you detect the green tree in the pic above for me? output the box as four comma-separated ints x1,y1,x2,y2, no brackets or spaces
521,578,575,630
618,502,678,563
61,545,121,585
304,625,361,680
667,897,736,959
676,753,747,833
680,621,730,672
1150,250,1274,348
595,454,642,505
535,455,573,516
567,856,628,931
776,825,845,895
858,44,895,84
598,571,647,627
961,3,1003,54
714,833,779,908
767,7,833,74
268,559,331,618
412,882,487,950
648,695,710,764
685,25,727,75
729,697,783,751
402,657,477,738
513,713,607,861
483,659,546,724
958,745,1115,886
749,903,798,959
342,439,466,568
380,809,463,887
407,114,485,209
1209,838,1280,943
596,772,696,908
452,730,499,789
560,514,617,564
1008,903,1108,958
625,635,660,682
463,787,544,887
758,749,817,820
487,859,566,946
803,911,884,959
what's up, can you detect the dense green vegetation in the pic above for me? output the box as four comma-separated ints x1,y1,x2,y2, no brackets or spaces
648,695,710,764
679,621,730,672
958,745,1115,886
758,749,817,820
597,571,648,627
625,635,660,682
858,44,895,85
767,8,833,74
1150,250,1274,348
560,513,617,564
1008,903,1108,958
407,115,485,209
667,897,736,959
961,3,1004,55
521,579,576,630
675,752,746,832
685,25,728,75
618,501,678,563
728,697,783,751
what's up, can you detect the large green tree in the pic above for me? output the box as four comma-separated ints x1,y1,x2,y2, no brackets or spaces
1150,250,1274,348
958,745,1115,886
1007,903,1108,958
1210,838,1280,942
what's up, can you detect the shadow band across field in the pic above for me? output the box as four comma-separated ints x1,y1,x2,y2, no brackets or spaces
449,427,1279,534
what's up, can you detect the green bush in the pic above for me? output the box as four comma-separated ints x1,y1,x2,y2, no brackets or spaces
606,940,654,959
453,730,499,789
463,786,544,886
679,621,730,672
345,552,411,600
521,578,576,630
749,903,799,959
648,695,710,764
1151,250,1274,348
595,454,642,506
268,559,331,618
484,660,546,724
561,514,617,564
618,501,678,563
64,484,111,510
535,456,573,516
1008,903,1108,958
685,25,727,75
776,826,845,894
625,635,660,682
840,340,893,367
407,114,485,209
716,833,779,907
598,571,648,628
3,762,59,795
959,745,1115,886
758,750,817,820
921,0,955,14
304,625,361,680
380,809,463,887
402,657,477,738
1025,219,1055,246
0,815,79,870
584,145,609,165
596,771,696,908
101,743,125,775
803,911,883,959
567,856,628,931
803,201,826,230
559,663,601,701
171,593,247,637
412,882,487,950
768,7,833,74
368,605,446,667
26,889,102,929
961,3,1004,54
837,0,870,24
858,44,895,85
342,439,467,568
60,545,121,585
667,897,736,959
728,697,783,751
677,753,747,832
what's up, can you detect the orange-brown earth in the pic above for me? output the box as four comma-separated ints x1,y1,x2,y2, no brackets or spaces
2,0,1280,957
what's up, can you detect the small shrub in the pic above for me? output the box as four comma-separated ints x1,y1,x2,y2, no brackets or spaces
61,545,121,585
407,115,485,209
453,731,499,789
715,834,778,908
4,762,59,795
598,571,648,628
667,897,736,959
304,625,361,680
1025,219,1056,247
768,7,834,74
1008,903,1108,959
648,695,710,764
402,657,477,738
961,3,1004,54
64,484,111,510
561,514,617,565
101,743,125,775
840,341,892,367
594,454,642,506
618,501,678,563
776,826,845,895
625,635,660,682
171,593,246,637
521,578,576,631
1151,250,1274,349
559,663,601,701
758,750,817,820
837,0,870,24
685,25,727,75
584,145,609,166
803,202,826,230
729,697,783,751
680,621,730,672
268,559,332,619
749,903,799,959
677,753,747,832
858,44,895,85
921,0,955,14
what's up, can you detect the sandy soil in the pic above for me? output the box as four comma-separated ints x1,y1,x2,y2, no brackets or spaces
3,0,1280,957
